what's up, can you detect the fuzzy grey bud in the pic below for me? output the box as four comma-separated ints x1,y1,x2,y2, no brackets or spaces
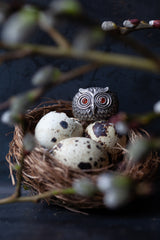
104,188,130,209
149,20,160,28
101,21,117,31
32,65,61,86
73,178,96,197
1,5,39,44
1,110,13,126
50,0,82,16
127,138,149,162
100,174,132,209
23,133,36,152
10,95,30,117
153,100,160,113
73,28,104,52
9,89,41,123
123,19,140,28
97,173,115,193
115,121,128,135
38,11,55,29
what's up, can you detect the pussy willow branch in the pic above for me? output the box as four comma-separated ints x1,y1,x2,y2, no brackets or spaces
37,8,160,63
41,19,160,66
42,14,158,61
57,12,155,35
0,42,159,73
117,21,154,35
51,15,160,63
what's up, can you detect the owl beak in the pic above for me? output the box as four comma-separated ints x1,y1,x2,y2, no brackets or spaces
91,103,95,115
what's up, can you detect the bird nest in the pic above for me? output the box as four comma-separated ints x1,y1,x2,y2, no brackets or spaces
6,100,159,211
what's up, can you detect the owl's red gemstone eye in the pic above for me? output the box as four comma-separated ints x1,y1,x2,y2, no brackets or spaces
99,97,106,104
82,98,88,104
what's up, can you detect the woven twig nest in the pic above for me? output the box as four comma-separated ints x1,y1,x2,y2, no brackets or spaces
6,100,159,211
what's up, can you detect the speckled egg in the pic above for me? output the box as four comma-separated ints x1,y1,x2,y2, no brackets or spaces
35,111,83,149
85,121,127,154
52,137,109,170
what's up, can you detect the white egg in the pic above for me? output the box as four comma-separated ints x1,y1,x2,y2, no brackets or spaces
85,121,127,154
52,137,109,170
35,111,83,149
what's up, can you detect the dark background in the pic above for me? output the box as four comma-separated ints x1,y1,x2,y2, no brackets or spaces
0,0,160,239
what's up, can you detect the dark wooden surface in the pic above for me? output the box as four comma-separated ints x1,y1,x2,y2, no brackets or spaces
1,182,160,240
0,0,160,239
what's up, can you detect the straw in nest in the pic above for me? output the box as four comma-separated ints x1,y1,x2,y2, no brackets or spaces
6,100,160,211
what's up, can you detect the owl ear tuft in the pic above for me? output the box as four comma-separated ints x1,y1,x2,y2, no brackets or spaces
79,88,86,93
104,87,109,92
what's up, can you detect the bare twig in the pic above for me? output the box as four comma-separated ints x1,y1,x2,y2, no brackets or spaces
102,20,156,35
111,111,160,128
0,49,32,64
119,21,154,35
0,187,75,205
128,112,160,127
110,33,160,65
0,63,100,110
57,63,100,85
42,26,70,49
102,21,160,64
14,151,25,197
0,99,11,110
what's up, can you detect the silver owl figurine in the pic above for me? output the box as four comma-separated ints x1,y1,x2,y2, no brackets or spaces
72,87,119,121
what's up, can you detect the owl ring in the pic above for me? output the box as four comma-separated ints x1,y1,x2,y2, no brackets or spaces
72,87,119,121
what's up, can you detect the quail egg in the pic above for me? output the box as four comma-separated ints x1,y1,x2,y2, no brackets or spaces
35,111,83,149
85,120,127,154
52,137,109,170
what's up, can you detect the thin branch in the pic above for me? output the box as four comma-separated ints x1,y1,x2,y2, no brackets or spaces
83,50,159,73
24,63,101,103
110,33,160,65
119,21,154,35
0,99,11,110
57,63,100,85
14,151,25,197
0,49,32,64
0,63,100,110
102,20,156,35
0,187,75,205
112,111,160,128
128,112,160,126
42,26,71,49
102,21,159,63
0,42,159,73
